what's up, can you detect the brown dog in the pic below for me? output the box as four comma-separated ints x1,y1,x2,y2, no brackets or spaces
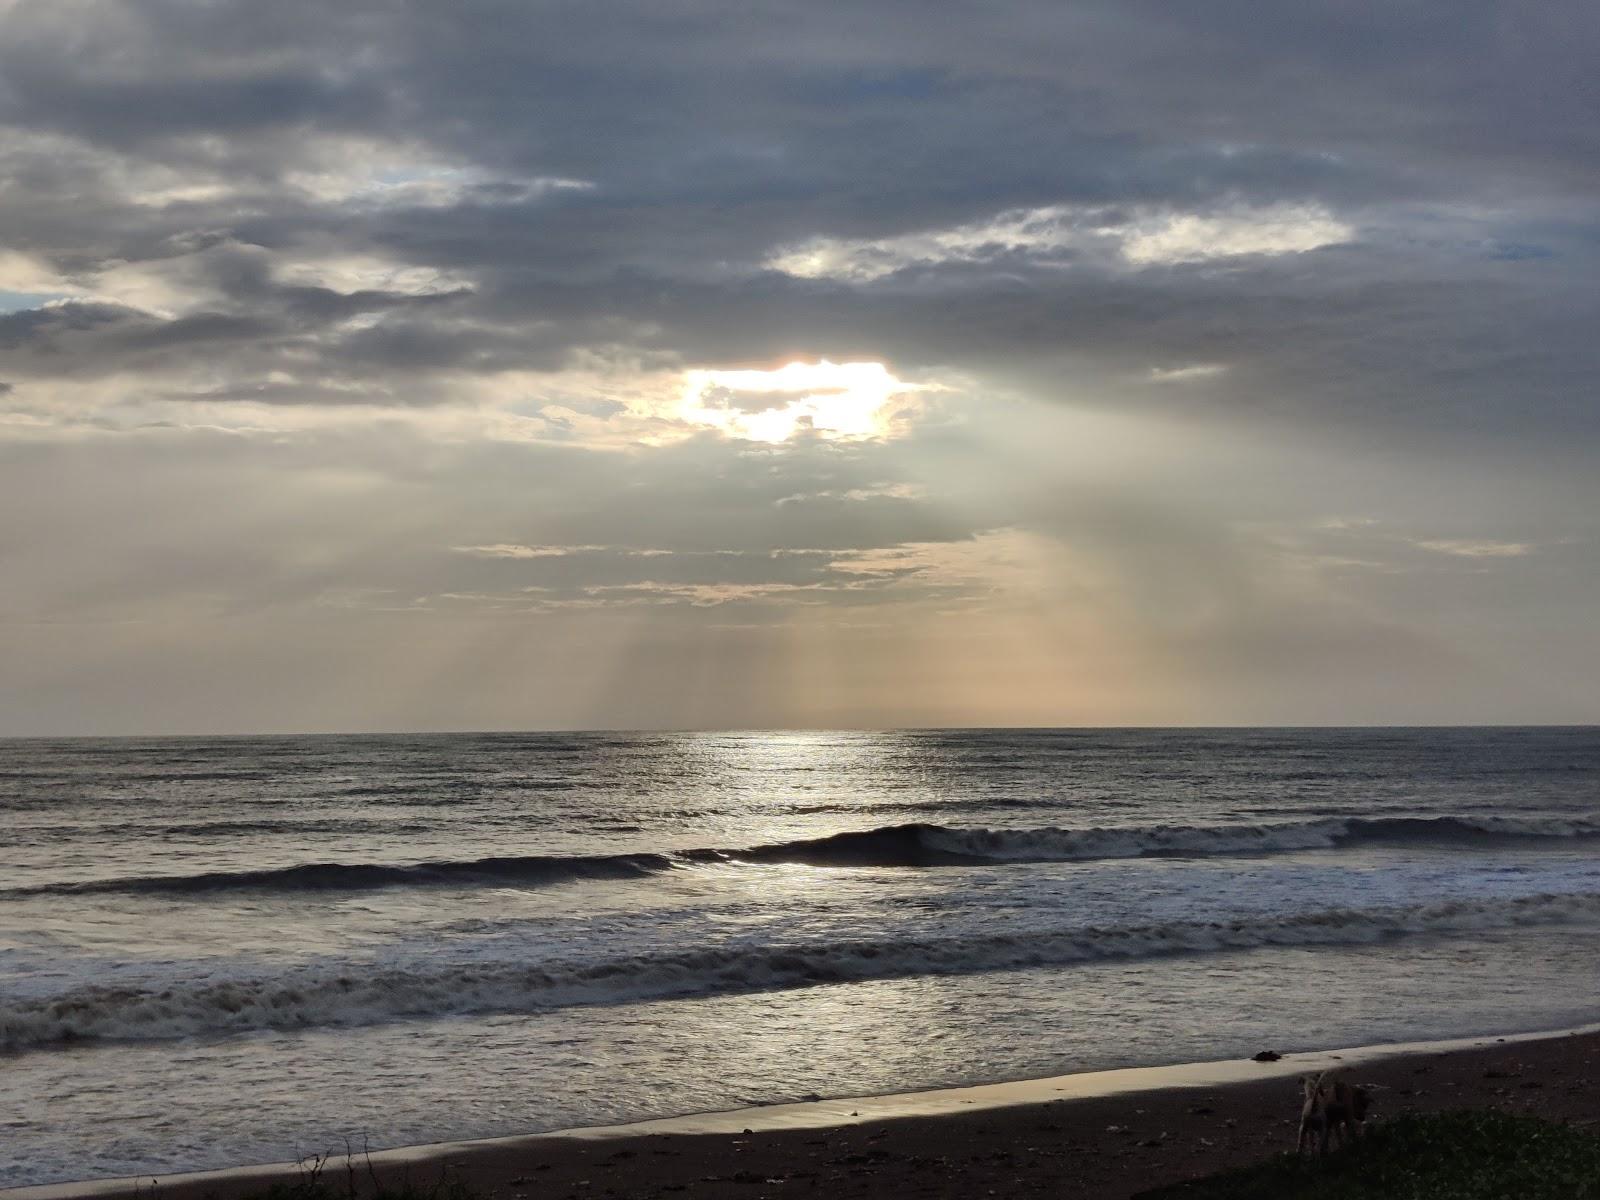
1329,1076,1372,1144
1297,1072,1372,1155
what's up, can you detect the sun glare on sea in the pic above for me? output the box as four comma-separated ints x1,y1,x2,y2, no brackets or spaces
679,360,921,442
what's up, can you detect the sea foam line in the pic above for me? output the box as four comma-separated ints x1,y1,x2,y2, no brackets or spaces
6,889,1600,1054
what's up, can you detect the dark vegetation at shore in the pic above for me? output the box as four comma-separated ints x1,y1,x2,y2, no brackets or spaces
1142,1110,1600,1199
206,1109,1600,1200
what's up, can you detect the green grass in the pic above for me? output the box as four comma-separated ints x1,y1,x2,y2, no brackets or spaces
1141,1110,1600,1199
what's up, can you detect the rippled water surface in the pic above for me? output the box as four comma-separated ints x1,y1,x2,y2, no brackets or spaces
3,728,1599,1185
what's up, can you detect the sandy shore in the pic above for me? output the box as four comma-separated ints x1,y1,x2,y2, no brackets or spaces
11,1025,1600,1200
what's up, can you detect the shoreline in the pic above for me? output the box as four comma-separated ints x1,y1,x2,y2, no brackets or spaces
10,1019,1600,1200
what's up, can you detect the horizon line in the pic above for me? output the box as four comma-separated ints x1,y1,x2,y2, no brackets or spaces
3,722,1597,742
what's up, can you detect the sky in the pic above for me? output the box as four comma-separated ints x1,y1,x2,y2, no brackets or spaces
1,0,1597,734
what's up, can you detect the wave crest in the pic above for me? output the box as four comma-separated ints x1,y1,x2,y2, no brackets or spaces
7,890,1600,1054
15,852,679,898
11,814,1597,898
737,814,1600,867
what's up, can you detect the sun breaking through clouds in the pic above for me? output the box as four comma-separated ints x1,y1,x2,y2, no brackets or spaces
678,361,927,443
0,0,1597,733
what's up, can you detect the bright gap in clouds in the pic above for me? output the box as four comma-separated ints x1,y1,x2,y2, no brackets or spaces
679,360,923,442
766,203,1354,281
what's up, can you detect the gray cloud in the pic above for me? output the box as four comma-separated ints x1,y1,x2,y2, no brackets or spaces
1,0,1596,731
0,0,1592,442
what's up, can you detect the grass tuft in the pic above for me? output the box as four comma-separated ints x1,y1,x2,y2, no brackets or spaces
1142,1109,1600,1199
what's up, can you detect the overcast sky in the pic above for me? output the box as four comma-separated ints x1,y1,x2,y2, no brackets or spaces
1,0,1596,734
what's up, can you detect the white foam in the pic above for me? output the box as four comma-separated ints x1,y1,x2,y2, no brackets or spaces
920,814,1600,862
8,889,1600,1053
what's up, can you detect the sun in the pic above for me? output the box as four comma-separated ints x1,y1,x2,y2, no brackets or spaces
679,360,923,443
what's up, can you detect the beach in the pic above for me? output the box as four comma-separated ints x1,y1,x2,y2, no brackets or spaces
11,0,1600,1191
9,1027,1600,1200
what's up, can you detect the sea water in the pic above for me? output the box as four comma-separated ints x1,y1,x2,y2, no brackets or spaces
2,728,1599,1186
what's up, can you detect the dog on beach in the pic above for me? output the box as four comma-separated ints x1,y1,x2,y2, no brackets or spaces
1296,1071,1371,1156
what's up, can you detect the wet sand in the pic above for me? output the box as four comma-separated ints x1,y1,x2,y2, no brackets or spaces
11,1027,1600,1200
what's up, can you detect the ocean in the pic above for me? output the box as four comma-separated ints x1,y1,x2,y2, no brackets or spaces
3,727,1599,1187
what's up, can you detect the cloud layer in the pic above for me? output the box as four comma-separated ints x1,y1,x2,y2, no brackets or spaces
1,0,1596,732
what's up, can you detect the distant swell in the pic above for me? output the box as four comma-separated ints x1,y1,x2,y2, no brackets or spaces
12,814,1599,898
14,852,681,897
7,890,1600,1054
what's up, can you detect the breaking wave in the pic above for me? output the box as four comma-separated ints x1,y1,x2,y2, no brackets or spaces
11,814,1599,898
842,814,1600,865
705,814,1600,868
7,890,1600,1054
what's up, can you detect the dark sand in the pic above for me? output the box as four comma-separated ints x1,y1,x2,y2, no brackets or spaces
15,1030,1600,1200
